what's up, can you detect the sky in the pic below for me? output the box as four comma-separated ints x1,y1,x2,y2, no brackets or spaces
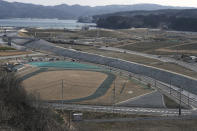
4,0,197,7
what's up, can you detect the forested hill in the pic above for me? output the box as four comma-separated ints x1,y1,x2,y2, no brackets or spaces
94,9,197,32
0,0,194,19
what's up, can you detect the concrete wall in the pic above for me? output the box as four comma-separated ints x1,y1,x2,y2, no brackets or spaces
25,40,197,95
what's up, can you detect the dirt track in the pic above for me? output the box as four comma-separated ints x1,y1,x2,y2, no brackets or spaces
81,75,153,105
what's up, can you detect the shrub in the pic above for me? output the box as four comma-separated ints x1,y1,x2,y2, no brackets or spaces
0,71,67,131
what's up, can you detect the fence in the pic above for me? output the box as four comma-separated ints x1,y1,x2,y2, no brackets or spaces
102,65,197,108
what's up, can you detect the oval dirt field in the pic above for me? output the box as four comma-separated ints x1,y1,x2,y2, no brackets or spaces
23,70,108,101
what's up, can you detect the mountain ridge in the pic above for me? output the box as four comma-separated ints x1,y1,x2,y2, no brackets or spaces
94,9,197,31
0,0,195,19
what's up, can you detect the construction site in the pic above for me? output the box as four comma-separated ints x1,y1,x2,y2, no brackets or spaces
1,27,197,130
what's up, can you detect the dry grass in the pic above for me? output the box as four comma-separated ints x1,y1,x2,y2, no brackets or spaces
156,48,197,55
51,43,197,79
76,119,197,131
83,49,197,79
17,65,39,78
25,28,197,78
22,68,152,105
82,75,153,105
153,62,197,78
23,70,107,101
0,51,31,56
86,49,160,65
47,42,197,79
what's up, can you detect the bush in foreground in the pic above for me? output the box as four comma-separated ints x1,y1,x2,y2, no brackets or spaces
0,71,67,131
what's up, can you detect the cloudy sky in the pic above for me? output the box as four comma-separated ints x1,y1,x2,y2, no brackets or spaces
4,0,197,7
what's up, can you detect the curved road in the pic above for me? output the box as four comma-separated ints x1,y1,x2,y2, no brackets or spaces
99,46,197,72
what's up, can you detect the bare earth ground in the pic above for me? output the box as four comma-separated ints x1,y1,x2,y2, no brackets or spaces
84,49,197,78
59,110,197,131
24,29,197,78
47,43,197,79
25,28,197,55
23,70,108,101
81,75,153,105
0,51,31,56
156,48,197,55
17,65,39,78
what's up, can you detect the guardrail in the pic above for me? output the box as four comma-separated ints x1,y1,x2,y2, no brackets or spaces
101,65,197,108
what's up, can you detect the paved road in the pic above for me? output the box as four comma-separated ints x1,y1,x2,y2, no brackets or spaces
6,31,197,115
46,103,192,116
106,66,197,108
117,91,166,108
83,115,197,123
99,46,197,72
139,74,197,108
16,38,197,109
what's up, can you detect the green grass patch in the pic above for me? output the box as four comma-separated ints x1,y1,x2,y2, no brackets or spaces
29,61,102,70
0,46,16,51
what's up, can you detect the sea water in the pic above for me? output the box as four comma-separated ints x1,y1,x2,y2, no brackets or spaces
0,18,96,29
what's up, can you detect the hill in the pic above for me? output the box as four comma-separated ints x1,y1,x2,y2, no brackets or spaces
0,70,67,130
94,9,197,32
0,0,194,19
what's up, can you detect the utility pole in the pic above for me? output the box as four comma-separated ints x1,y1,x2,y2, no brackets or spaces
8,37,11,46
61,80,64,111
97,29,100,38
3,29,6,36
188,93,190,107
179,87,183,116
114,79,116,105
68,111,72,129
113,78,116,113
170,79,172,95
